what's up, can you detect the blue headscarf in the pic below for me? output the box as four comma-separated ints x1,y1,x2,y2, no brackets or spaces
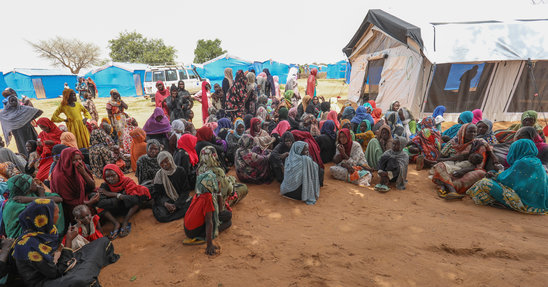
495,139,547,212
341,106,355,120
320,120,337,140
351,106,374,126
432,106,446,118
280,141,320,205
442,111,474,139
229,118,245,140
215,118,233,135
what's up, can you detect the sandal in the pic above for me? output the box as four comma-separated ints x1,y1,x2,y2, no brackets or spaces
118,223,132,238
437,189,448,199
108,229,119,240
374,184,390,193
444,191,465,200
183,238,206,245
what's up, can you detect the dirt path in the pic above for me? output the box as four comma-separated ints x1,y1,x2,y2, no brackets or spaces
98,165,548,287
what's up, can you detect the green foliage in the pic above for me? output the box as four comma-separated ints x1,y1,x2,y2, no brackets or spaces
193,39,226,64
108,31,177,65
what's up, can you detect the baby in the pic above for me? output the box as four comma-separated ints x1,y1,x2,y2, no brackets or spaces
63,204,103,249
442,153,484,175
111,145,130,173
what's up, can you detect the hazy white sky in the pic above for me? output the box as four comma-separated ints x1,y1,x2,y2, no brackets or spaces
1,0,546,73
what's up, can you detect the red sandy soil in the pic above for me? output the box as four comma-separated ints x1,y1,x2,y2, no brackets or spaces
98,119,548,286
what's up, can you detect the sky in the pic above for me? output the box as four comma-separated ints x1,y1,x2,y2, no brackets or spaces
1,0,547,73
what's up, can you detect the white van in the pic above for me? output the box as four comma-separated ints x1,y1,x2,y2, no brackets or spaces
143,66,206,99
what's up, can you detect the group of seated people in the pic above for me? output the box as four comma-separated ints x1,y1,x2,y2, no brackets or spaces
0,72,546,285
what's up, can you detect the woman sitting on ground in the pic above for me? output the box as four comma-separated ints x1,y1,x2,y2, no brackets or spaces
354,119,375,153
35,118,63,181
330,128,373,187
398,107,417,139
60,132,78,149
174,134,198,186
499,110,546,141
130,128,147,172
365,124,393,170
315,120,337,164
467,139,547,214
197,146,248,209
235,134,272,184
375,136,409,192
135,140,162,186
183,171,232,255
168,119,185,154
476,119,498,145
143,107,172,149
247,117,275,150
432,123,501,200
350,106,374,132
442,111,474,140
152,151,192,223
195,126,227,163
88,164,150,239
12,199,118,286
225,118,246,164
270,132,295,183
280,141,320,204
409,117,442,170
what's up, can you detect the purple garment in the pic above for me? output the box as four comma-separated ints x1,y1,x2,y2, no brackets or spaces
143,107,172,135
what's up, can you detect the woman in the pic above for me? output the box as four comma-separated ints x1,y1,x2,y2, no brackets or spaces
197,146,248,208
135,140,162,185
388,101,400,112
315,120,337,163
2,174,64,239
306,68,318,97
300,114,321,136
130,128,147,172
432,123,495,199
273,75,281,98
52,89,91,148
262,69,275,98
235,134,271,184
226,70,248,120
50,147,95,221
247,117,275,150
143,107,172,149
280,141,320,204
88,125,113,177
372,108,382,124
291,130,325,171
83,92,99,123
121,117,138,154
467,139,547,214
442,111,474,139
168,119,185,154
222,68,234,108
152,152,192,222
398,107,416,139
245,72,257,115
365,124,393,170
476,119,498,145
327,110,340,130
472,109,483,124
35,118,63,181
330,129,372,187
195,126,226,161
494,127,547,168
174,134,198,187
285,67,299,97
154,81,170,119
225,118,245,163
272,120,291,139
341,106,356,121
215,118,233,140
12,199,119,286
60,132,78,148
376,136,409,192
411,117,442,169
0,94,42,155
354,119,375,153
256,76,266,98
297,95,312,119
106,89,128,143
270,132,295,183
200,81,210,124
432,105,446,131
177,81,193,118
351,106,374,132
497,110,545,143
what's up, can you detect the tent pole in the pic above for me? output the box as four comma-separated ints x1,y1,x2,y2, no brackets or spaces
526,59,547,128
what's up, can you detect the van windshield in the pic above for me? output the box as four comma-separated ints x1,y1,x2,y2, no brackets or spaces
153,71,165,82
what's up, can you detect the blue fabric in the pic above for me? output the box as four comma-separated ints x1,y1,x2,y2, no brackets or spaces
442,111,473,138
280,141,320,205
342,107,355,120
432,106,446,118
321,120,337,140
355,119,372,134
495,139,548,211
351,106,374,126
215,118,233,135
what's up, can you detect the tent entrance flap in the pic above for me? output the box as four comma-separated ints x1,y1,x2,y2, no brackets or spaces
424,63,495,113
134,74,143,96
32,78,46,99
506,60,548,113
359,58,385,104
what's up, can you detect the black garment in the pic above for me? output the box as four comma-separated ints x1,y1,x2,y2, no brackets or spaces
152,167,192,223
297,103,304,120
14,237,118,287
173,149,197,188
146,134,170,152
95,183,143,216
184,210,232,239
222,78,230,108
314,134,336,164
12,124,38,157
166,95,186,121
282,185,302,200
270,142,291,183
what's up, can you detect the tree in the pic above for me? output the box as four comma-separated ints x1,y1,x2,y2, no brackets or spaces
28,36,101,74
108,31,177,65
193,39,226,64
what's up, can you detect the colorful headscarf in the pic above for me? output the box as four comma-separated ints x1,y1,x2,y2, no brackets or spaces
338,128,353,156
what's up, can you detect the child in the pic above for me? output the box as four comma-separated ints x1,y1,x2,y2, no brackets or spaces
24,140,39,176
437,153,484,176
63,204,103,250
111,145,130,173
83,93,99,123
376,137,409,192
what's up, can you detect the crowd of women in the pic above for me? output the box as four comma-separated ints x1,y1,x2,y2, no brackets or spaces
0,66,546,285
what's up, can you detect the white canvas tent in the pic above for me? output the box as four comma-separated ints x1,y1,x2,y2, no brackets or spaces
344,10,548,122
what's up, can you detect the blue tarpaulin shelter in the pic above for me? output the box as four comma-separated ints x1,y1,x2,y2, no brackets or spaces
198,54,252,87
84,62,147,98
0,72,7,108
4,69,76,99
261,60,290,84
326,60,349,80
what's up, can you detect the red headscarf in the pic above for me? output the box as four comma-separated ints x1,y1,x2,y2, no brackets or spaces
177,134,199,166
249,118,262,137
51,148,92,212
271,120,290,136
201,81,209,124
367,100,377,109
291,130,324,169
306,68,317,97
338,128,353,156
37,117,63,146
372,108,383,124
102,164,151,199
155,81,170,118
327,110,340,130
196,126,214,142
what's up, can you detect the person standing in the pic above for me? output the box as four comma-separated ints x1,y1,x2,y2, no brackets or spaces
51,89,91,148
306,68,318,97
222,68,233,109
0,94,42,156
75,77,88,101
106,89,128,144
155,81,170,119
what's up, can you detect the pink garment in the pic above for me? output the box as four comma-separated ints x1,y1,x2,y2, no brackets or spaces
271,120,290,136
472,109,482,124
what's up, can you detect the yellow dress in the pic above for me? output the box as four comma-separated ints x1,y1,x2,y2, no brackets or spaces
51,102,91,148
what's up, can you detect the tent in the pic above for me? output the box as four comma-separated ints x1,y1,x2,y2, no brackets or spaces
326,60,350,79
198,54,252,87
343,9,548,121
84,62,147,98
0,72,7,108
261,60,290,84
3,69,77,99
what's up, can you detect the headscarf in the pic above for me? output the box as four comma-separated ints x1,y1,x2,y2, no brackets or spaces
288,107,298,120
60,132,78,148
101,164,150,199
380,136,409,190
36,117,63,143
372,108,382,124
8,174,33,198
327,110,340,130
306,68,317,97
476,119,496,144
196,146,225,176
272,120,291,136
215,118,233,136
0,95,40,145
351,106,374,126
278,107,289,121
256,106,268,122
321,120,337,140
177,134,198,166
367,100,377,109
411,117,441,161
196,126,214,142
388,101,399,112
228,70,248,119
286,67,298,85
246,72,256,92
302,95,312,113
432,106,446,118
224,68,234,87
201,81,209,124
442,111,473,139
50,148,92,208
280,141,320,205
194,171,221,238
472,109,483,124
171,119,185,140
130,128,147,171
229,118,246,140
153,151,178,201
249,118,262,137
377,124,394,151
355,118,372,134
143,107,172,134
342,106,356,120
338,128,353,156
291,130,324,169
12,199,59,263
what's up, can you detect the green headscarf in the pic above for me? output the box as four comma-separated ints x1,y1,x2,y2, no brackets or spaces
8,174,33,198
195,171,220,239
